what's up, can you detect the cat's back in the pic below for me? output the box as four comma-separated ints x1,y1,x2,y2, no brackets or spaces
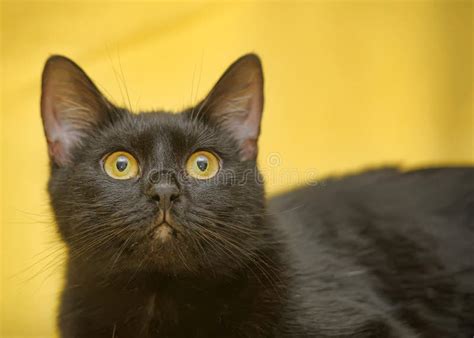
269,167,474,336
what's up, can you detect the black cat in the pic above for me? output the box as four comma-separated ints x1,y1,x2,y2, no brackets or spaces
40,54,474,337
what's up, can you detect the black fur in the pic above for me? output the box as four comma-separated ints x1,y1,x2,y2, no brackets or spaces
271,167,474,337
41,55,474,337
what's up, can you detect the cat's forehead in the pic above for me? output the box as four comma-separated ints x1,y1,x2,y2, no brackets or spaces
103,111,224,160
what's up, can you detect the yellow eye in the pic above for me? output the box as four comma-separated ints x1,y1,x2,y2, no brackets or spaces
103,151,139,180
186,151,220,179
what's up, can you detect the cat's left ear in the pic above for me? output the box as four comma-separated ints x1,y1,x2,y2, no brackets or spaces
197,54,264,161
41,55,116,166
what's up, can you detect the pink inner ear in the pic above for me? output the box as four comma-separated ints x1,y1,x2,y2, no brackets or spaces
190,55,265,162
42,86,74,165
42,95,92,165
232,78,263,161
47,139,66,164
42,90,65,164
41,55,113,166
197,54,264,161
240,139,258,161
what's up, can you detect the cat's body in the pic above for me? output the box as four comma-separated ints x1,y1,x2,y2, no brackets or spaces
272,167,474,337
40,54,474,337
58,167,474,338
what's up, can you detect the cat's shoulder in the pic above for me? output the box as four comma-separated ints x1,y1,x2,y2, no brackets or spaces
269,166,474,213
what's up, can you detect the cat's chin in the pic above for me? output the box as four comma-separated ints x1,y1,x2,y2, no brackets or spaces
122,227,203,275
151,223,177,243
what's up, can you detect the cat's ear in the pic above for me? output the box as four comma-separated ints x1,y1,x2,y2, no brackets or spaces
41,55,115,166
197,54,264,161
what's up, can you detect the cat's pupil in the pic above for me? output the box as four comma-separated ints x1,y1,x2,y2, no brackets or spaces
116,156,128,172
196,156,208,172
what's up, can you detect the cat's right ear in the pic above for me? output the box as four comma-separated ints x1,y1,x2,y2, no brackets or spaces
195,54,264,161
41,55,115,166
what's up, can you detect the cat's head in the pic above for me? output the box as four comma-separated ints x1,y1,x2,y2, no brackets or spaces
41,54,269,277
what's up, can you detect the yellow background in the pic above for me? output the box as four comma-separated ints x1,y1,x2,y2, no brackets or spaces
1,1,472,337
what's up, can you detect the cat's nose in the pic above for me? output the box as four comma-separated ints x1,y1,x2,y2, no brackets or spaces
148,182,180,210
